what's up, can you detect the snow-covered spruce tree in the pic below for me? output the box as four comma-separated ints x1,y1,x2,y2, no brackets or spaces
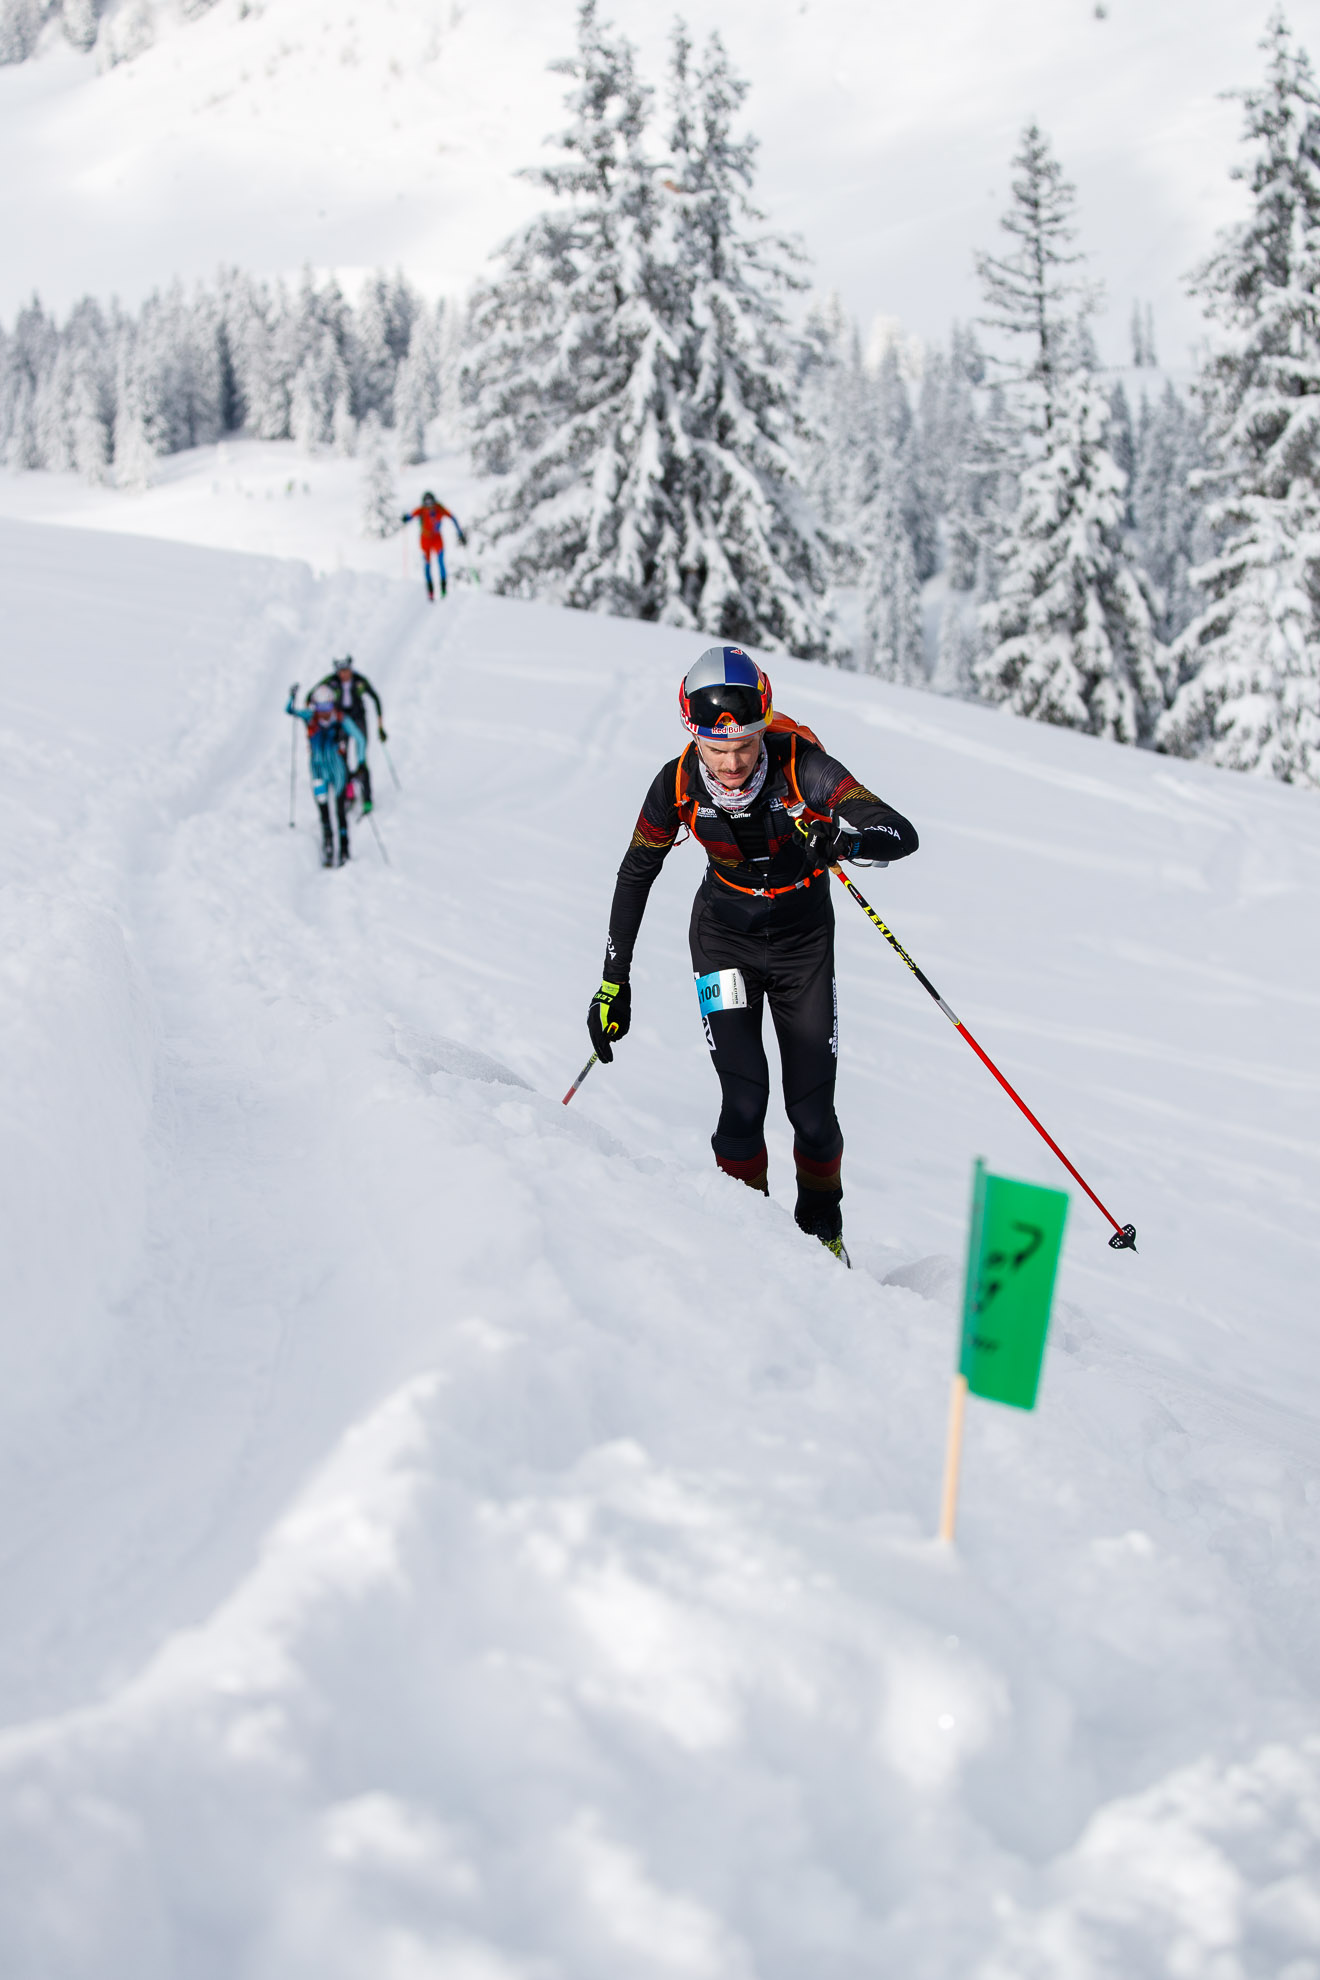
861,463,925,683
113,335,157,490
872,342,936,583
353,272,418,425
797,294,876,575
1107,379,1136,516
1157,14,1320,787
973,124,1166,739
359,414,398,537
975,367,1167,739
931,324,997,693
1,297,55,468
663,24,831,654
1132,379,1210,644
465,9,830,652
976,123,1094,444
463,2,682,617
393,304,436,465
0,0,43,65
33,298,113,479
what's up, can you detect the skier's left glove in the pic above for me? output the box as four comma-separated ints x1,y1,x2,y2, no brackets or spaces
587,978,630,1064
378,724,388,742
457,528,468,547
796,814,881,865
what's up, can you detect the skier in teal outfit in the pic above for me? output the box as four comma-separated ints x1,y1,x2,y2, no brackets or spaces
287,683,366,867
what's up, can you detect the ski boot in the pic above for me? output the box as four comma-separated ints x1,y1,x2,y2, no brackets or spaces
795,1197,850,1268
318,802,335,869
338,835,351,865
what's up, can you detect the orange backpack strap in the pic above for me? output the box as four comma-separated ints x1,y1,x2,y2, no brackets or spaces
675,743,699,834
778,728,832,825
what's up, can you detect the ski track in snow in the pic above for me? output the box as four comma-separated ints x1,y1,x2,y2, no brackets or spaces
0,517,1318,1977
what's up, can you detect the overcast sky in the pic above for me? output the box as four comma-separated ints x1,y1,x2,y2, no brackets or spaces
0,0,1315,369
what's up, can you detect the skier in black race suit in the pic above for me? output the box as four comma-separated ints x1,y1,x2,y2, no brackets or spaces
587,645,919,1263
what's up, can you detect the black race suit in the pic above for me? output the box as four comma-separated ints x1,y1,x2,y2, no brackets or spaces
314,671,383,805
603,723,918,1230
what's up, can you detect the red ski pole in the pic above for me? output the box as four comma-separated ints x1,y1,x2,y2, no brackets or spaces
562,1053,599,1106
832,865,1136,1250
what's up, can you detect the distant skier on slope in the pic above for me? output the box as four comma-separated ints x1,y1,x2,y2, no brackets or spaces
287,682,366,868
312,657,385,814
402,491,467,601
586,647,919,1263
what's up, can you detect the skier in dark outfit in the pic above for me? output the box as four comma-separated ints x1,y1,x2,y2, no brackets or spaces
587,646,919,1262
312,657,385,813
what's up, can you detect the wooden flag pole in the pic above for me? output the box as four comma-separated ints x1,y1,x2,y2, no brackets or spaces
938,1373,969,1543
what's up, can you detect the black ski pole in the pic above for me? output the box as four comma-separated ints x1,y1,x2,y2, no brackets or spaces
831,865,1136,1250
562,1053,598,1106
288,682,299,828
382,740,402,791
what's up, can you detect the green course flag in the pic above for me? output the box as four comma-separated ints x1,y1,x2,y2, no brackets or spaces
959,1160,1069,1409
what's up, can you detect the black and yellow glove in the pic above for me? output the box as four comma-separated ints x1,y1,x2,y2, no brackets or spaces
794,813,866,864
587,978,631,1063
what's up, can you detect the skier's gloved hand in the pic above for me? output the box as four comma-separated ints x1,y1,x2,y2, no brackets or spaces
826,820,865,861
795,814,849,861
795,813,880,865
830,813,893,866
587,978,631,1064
378,724,388,742
458,528,468,547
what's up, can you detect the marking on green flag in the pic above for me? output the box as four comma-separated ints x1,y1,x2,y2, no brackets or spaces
959,1160,1069,1410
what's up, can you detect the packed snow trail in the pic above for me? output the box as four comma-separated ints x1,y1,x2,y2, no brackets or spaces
0,517,1318,1977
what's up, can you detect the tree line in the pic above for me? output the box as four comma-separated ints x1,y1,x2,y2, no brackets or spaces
1,3,1318,789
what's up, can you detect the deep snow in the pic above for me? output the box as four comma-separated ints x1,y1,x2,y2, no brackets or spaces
0,513,1318,1977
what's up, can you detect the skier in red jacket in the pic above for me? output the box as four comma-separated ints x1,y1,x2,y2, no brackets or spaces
402,491,467,601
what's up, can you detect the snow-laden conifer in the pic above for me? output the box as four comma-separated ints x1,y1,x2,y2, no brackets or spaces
798,295,876,577
861,461,925,683
0,0,42,64
33,300,112,480
61,0,103,52
393,301,450,466
976,123,1095,442
1157,14,1320,787
975,367,1168,740
974,124,1166,738
931,325,996,691
873,343,936,583
1132,380,1209,643
463,2,678,616
359,414,398,538
353,274,418,425
663,25,831,655
465,9,830,652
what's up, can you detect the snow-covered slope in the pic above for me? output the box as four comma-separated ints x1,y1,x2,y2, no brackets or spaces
0,0,1292,360
0,514,1317,1975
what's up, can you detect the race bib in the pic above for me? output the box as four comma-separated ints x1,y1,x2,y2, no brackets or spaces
694,967,748,1015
